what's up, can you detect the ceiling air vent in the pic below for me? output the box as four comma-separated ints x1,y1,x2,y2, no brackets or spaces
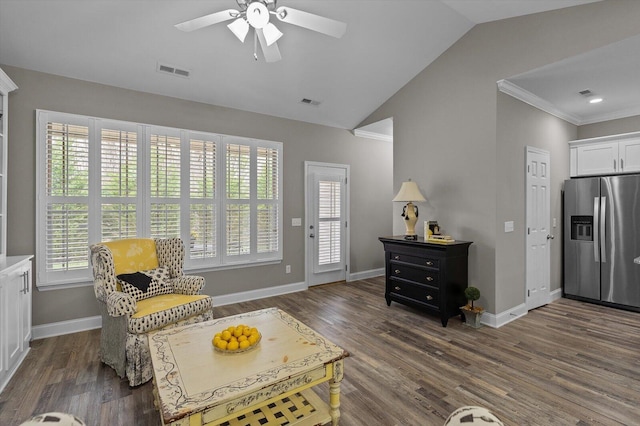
157,62,191,78
579,89,593,97
300,98,321,106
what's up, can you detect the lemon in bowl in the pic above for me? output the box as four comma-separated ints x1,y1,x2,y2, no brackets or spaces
213,324,261,353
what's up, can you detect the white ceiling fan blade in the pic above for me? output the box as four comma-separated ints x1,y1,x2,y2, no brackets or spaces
256,28,282,62
275,6,346,38
175,9,238,32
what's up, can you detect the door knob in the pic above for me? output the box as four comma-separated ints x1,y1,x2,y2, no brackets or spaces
309,234,315,238
547,234,555,240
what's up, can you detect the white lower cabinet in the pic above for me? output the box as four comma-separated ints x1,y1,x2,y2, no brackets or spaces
0,255,33,393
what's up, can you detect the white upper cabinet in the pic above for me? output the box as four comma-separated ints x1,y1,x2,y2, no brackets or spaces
569,133,640,177
619,138,640,173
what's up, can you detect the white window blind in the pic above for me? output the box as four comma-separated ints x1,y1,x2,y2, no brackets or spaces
317,180,342,266
150,132,181,239
101,127,138,240
36,110,282,288
189,136,217,261
257,147,279,254
44,121,90,275
226,144,251,257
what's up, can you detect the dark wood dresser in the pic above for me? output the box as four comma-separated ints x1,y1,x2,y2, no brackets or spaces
379,236,472,327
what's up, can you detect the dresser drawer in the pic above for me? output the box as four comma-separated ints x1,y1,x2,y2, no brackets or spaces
389,279,439,309
390,263,439,287
390,252,439,269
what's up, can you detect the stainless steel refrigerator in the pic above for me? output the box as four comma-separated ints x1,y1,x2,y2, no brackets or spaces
564,174,640,308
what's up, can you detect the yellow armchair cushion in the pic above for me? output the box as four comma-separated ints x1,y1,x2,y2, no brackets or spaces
103,238,159,276
132,293,210,318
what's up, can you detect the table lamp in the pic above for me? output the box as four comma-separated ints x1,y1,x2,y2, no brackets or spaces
393,180,426,240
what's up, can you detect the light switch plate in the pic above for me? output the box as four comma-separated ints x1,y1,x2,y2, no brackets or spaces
504,221,514,233
291,218,302,227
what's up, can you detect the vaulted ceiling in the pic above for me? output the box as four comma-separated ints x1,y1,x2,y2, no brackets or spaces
0,0,603,132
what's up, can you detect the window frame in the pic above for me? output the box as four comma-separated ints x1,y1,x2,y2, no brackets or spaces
36,110,283,289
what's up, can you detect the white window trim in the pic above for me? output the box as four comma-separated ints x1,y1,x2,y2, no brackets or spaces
35,110,283,289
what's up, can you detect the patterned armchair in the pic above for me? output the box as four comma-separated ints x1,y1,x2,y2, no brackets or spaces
90,238,214,386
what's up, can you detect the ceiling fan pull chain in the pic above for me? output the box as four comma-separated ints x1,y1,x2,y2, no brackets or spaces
253,31,258,61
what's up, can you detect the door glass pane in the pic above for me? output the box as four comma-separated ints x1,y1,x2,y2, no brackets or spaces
317,180,341,266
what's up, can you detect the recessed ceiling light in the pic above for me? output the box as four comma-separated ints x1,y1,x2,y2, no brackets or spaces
589,97,604,104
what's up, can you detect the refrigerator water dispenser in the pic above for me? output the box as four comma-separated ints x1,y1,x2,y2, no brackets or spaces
570,215,593,241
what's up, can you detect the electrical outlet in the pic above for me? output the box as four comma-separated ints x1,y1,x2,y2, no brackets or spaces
285,265,291,274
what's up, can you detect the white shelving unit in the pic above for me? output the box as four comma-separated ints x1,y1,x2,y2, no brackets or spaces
0,68,34,394
0,68,18,261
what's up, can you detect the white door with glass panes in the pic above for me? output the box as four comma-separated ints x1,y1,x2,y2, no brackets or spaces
305,163,348,286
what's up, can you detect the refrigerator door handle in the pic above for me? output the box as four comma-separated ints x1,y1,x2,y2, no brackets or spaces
600,196,607,263
594,197,600,262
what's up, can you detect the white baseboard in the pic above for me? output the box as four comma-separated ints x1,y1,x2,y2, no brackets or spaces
31,282,309,339
481,303,528,328
212,281,307,307
32,315,102,340
32,276,393,339
480,290,563,329
348,268,384,282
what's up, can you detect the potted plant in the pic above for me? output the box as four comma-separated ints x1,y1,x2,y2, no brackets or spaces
460,286,484,328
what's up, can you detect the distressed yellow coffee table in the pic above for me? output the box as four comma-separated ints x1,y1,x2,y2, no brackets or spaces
148,307,349,426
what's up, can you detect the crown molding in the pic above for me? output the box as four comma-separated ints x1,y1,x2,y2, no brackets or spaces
497,79,640,127
497,79,581,125
0,67,18,93
353,128,393,142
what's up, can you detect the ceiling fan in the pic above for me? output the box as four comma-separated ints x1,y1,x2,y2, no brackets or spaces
175,0,347,62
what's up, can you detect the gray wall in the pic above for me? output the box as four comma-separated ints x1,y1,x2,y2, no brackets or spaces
578,115,640,140
359,0,640,314
3,65,393,327
496,93,575,312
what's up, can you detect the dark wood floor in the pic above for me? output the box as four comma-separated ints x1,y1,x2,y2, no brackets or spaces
1,277,640,425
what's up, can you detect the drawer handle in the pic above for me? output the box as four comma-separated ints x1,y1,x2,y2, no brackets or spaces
426,295,433,301
394,255,400,260
394,269,401,274
426,261,433,266
426,276,434,282
394,286,401,291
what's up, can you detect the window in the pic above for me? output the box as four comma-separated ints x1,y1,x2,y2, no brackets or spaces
317,180,342,266
36,111,282,288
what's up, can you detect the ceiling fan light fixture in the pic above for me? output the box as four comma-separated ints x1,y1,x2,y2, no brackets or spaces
176,0,347,62
246,1,270,29
228,17,250,42
263,22,283,46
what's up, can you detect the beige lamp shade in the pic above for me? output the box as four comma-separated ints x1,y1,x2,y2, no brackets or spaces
392,180,426,202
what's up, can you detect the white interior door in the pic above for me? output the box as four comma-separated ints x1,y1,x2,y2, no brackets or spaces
305,162,349,286
526,147,551,310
